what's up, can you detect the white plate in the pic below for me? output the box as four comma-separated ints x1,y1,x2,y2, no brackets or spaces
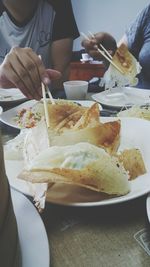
0,88,26,103
146,193,150,223
0,106,3,115
92,87,150,109
11,188,50,267
5,117,150,207
0,99,102,129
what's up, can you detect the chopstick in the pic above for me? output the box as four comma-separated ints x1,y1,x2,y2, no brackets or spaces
80,32,124,74
88,31,113,59
41,82,50,128
45,84,55,105
38,54,55,105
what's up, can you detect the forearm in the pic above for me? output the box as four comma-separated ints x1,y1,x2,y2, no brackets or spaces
51,64,70,90
51,38,73,89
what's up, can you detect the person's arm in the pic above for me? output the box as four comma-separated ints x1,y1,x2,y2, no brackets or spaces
0,47,61,100
81,32,117,61
51,38,73,89
49,0,79,89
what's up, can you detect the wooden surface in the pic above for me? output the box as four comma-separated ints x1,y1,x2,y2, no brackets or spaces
69,61,105,81
42,197,150,267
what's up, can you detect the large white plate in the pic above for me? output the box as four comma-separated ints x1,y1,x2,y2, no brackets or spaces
92,87,150,109
5,117,150,207
0,88,26,103
11,188,50,267
0,99,102,129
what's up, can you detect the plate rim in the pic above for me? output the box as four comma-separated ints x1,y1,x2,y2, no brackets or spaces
0,88,26,103
11,187,50,267
92,87,150,109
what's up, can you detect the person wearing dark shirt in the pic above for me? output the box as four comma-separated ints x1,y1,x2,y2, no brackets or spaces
0,0,79,98
82,4,150,89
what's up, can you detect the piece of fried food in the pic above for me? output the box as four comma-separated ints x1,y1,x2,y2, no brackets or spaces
100,43,141,89
18,142,130,196
49,120,121,154
113,43,141,83
73,102,100,129
116,148,146,180
47,99,88,133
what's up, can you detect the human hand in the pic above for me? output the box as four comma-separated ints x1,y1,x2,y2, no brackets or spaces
0,47,61,100
81,32,117,62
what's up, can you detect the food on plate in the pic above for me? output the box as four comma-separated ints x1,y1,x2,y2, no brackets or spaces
45,99,88,132
6,101,120,161
4,129,28,160
23,111,121,163
100,43,142,90
117,105,150,120
14,99,88,129
116,148,146,180
5,98,147,203
14,102,44,128
18,142,130,196
47,120,121,154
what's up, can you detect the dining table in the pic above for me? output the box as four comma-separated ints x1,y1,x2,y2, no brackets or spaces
1,90,150,267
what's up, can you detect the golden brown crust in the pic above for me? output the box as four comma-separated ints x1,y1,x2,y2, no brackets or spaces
116,148,146,180
47,100,87,132
113,43,137,75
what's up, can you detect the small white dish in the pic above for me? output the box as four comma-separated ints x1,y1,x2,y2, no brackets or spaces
0,88,26,103
11,188,50,267
92,87,150,109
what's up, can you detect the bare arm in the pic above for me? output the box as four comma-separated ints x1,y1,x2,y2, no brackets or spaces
51,38,73,89
0,47,61,100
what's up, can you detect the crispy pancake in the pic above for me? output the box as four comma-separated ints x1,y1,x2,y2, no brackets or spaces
19,142,130,196
100,43,142,89
47,99,87,132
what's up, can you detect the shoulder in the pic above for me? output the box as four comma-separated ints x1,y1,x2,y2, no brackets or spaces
137,4,150,24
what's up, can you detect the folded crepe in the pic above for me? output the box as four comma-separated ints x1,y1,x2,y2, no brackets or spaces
100,43,142,89
18,142,130,196
46,99,88,133
23,113,121,165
